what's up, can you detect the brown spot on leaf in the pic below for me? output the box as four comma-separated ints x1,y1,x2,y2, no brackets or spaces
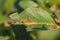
49,23,54,26
46,23,54,26
22,20,37,25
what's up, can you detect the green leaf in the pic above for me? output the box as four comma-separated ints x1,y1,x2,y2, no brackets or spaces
4,0,16,13
49,0,60,5
10,7,57,29
0,12,8,23
35,0,46,7
19,1,38,9
20,8,55,23
9,12,22,24
0,0,5,12
19,7,57,29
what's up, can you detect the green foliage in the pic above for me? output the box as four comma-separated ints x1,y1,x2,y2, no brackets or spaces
49,0,60,5
35,0,46,7
0,12,8,23
20,7,57,28
31,29,60,40
0,0,5,11
4,0,16,13
19,1,38,9
0,0,60,40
